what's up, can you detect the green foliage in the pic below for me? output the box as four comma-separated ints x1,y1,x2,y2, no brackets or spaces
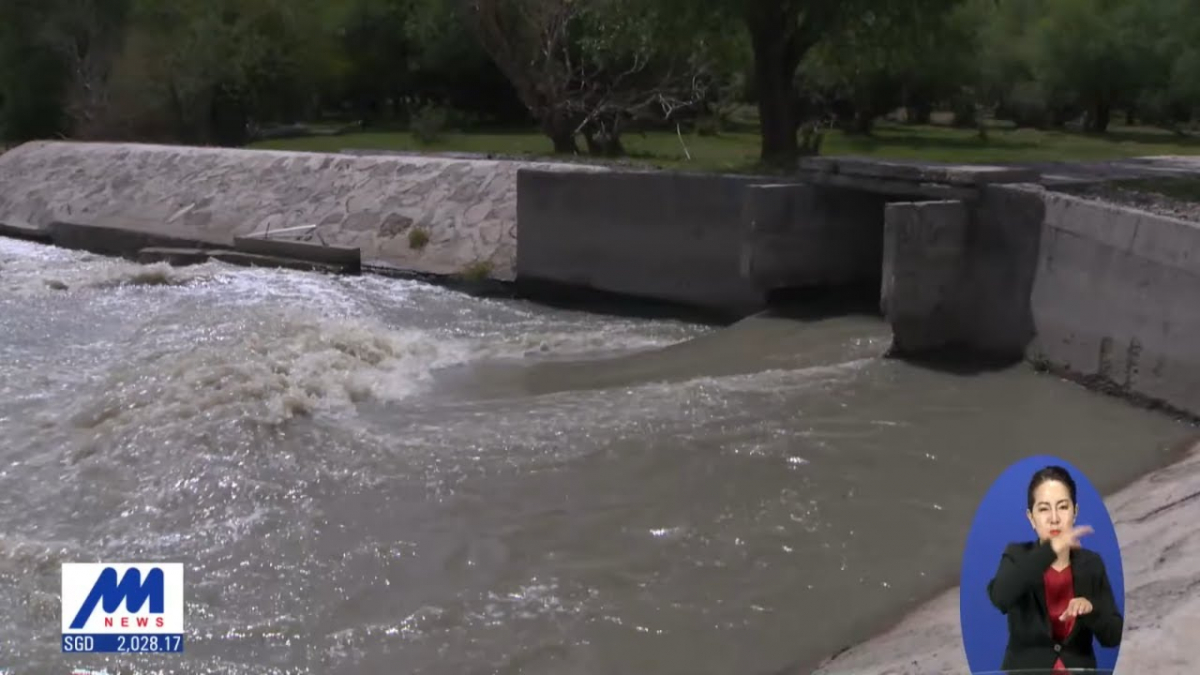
459,259,493,281
408,227,431,249
5,0,1200,154
694,116,721,137
0,0,126,141
410,102,448,143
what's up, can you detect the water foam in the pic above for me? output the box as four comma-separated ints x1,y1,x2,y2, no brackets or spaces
64,310,471,434
1,238,216,294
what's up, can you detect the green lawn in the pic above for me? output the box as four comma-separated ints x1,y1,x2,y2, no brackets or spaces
248,121,1200,172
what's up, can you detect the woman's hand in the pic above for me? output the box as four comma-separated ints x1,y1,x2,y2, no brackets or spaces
1050,525,1094,557
1060,597,1094,621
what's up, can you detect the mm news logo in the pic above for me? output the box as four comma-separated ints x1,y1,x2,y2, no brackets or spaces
61,563,185,653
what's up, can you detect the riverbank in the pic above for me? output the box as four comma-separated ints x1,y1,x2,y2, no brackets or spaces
2,140,1199,674
249,122,1200,173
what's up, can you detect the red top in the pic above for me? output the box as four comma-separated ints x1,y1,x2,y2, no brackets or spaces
1044,565,1075,671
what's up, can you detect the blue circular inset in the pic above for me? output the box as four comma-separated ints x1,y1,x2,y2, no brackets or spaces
959,455,1125,674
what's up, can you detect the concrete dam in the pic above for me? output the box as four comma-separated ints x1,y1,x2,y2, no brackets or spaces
0,141,1198,675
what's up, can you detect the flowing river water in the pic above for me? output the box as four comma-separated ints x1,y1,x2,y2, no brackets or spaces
0,236,1192,675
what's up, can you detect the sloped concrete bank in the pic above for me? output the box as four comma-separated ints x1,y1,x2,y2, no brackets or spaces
885,180,1200,419
846,171,1200,674
0,140,604,280
812,438,1200,675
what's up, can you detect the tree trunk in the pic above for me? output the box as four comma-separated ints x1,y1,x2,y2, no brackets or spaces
1049,106,1070,129
1088,101,1111,133
541,112,578,154
746,12,806,167
849,105,875,135
907,104,933,125
584,131,625,157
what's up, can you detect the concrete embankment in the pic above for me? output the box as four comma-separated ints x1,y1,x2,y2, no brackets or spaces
884,178,1200,418
515,156,1200,674
3,141,1197,672
1029,190,1200,414
819,166,1200,674
0,140,603,280
516,167,903,316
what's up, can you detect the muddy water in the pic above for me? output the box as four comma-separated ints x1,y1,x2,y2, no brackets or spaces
0,236,1190,675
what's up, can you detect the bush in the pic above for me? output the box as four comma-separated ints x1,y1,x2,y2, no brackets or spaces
408,227,430,250
459,259,493,281
951,95,978,128
1003,81,1051,129
410,103,448,144
693,116,721,137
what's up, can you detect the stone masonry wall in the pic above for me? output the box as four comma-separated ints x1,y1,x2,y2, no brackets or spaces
0,141,604,280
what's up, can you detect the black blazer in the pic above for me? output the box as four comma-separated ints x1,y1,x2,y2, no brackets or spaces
986,541,1123,671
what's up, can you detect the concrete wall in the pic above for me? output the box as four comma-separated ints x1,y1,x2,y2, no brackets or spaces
880,181,1200,414
880,185,1046,361
0,141,603,280
516,169,769,314
741,184,887,291
880,200,970,353
959,184,1045,355
517,170,894,315
1028,191,1200,412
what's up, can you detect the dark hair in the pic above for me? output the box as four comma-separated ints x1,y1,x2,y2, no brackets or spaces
1027,465,1077,510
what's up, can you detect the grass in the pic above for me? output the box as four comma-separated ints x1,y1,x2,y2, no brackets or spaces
459,260,494,281
1110,177,1200,203
408,227,430,250
248,121,1200,173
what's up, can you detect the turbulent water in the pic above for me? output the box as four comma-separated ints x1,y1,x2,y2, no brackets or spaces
0,236,1191,675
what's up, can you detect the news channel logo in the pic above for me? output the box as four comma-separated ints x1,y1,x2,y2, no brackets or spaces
61,563,185,654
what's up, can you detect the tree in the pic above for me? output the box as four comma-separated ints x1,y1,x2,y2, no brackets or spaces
403,0,530,126
805,7,962,134
1029,0,1132,132
675,0,959,165
0,0,128,141
336,0,416,124
0,0,71,141
463,0,716,155
1117,0,1200,130
39,0,132,138
103,0,342,144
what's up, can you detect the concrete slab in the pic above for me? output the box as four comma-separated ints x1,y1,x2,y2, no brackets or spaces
233,235,361,269
47,220,221,258
1019,155,1200,186
0,220,51,243
209,250,359,275
795,171,981,201
798,157,1040,186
